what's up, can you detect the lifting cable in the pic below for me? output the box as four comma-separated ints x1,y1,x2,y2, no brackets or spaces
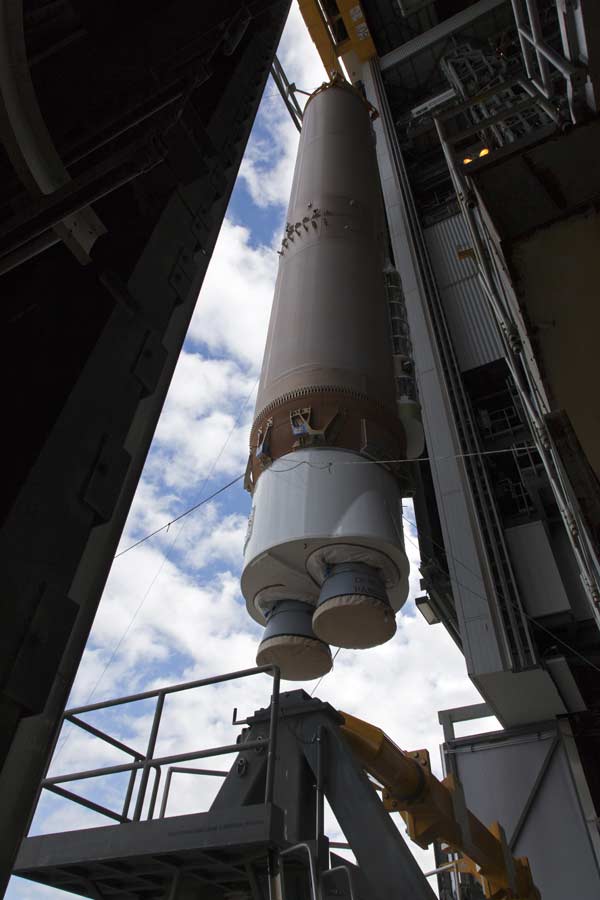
116,446,537,558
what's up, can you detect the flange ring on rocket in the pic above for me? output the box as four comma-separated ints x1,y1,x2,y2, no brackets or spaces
241,78,412,680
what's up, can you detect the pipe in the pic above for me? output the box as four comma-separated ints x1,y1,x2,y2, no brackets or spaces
65,664,281,715
133,693,165,821
159,767,227,819
264,667,280,805
43,739,270,787
279,844,319,900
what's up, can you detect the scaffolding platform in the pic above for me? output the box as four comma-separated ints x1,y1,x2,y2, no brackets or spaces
16,804,283,899
13,667,435,900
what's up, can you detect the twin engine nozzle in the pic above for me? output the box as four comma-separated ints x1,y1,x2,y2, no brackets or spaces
256,562,396,680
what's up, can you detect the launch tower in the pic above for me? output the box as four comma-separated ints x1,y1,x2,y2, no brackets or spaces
298,0,600,897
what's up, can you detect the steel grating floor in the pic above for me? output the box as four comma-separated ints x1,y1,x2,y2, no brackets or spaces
14,804,284,899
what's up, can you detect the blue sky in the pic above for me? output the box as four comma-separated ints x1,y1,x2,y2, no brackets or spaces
9,8,488,897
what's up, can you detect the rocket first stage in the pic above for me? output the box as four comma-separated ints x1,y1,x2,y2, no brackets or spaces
241,78,421,681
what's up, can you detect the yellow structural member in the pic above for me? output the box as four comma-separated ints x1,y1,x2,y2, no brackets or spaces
297,0,376,79
339,711,541,900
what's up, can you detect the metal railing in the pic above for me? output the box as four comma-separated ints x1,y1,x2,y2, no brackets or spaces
322,865,357,900
279,844,319,900
40,665,281,825
158,766,229,819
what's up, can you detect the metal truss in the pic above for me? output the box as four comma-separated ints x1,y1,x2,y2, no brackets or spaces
15,669,437,900
38,665,281,826
510,0,598,122
434,94,600,629
423,1,600,628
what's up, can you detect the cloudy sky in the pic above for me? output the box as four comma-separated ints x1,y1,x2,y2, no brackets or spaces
10,7,490,897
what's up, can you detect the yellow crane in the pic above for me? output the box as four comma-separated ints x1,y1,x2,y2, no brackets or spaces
340,711,541,900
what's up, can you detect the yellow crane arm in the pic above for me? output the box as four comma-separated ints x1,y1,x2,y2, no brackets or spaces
297,0,377,79
339,711,540,900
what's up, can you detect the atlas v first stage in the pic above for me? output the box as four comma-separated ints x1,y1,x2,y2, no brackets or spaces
241,79,423,681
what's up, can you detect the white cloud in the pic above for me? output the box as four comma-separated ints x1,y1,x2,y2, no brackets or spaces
79,546,254,680
148,405,250,491
187,219,277,370
156,353,256,418
279,4,329,92
115,350,256,508
238,5,327,210
179,508,247,570
238,97,299,210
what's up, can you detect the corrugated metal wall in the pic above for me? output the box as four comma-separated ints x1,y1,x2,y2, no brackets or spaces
424,214,504,372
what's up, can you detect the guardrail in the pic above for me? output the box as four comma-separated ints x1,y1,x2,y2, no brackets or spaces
40,665,281,825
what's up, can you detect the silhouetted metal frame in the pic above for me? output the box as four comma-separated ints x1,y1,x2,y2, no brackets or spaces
17,688,440,900
40,665,281,824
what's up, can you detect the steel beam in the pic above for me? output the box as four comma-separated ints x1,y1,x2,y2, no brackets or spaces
0,0,106,261
437,702,492,743
270,55,303,132
380,0,508,71
301,712,436,900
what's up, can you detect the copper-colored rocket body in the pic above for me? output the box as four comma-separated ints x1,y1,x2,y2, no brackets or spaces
242,81,412,679
249,80,404,486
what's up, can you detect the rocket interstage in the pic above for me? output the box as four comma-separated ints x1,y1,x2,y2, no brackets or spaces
241,80,421,681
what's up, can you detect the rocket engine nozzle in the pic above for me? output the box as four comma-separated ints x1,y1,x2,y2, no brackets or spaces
313,563,396,649
256,600,332,681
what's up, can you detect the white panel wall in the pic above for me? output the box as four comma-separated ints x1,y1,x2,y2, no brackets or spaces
448,721,600,900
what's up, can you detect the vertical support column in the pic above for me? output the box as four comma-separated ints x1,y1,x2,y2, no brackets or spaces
133,693,165,821
271,716,317,845
302,715,436,900
315,726,325,843
265,672,280,805
360,59,508,681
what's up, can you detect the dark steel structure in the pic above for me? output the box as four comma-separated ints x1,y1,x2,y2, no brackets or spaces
14,668,436,900
0,0,291,890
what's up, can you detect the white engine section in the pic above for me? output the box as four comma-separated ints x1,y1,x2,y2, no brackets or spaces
241,448,410,625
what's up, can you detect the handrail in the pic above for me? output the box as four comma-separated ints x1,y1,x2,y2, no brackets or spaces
279,843,319,900
41,665,280,824
159,766,228,819
322,865,357,900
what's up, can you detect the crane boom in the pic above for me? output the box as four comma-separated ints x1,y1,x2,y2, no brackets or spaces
340,711,541,900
